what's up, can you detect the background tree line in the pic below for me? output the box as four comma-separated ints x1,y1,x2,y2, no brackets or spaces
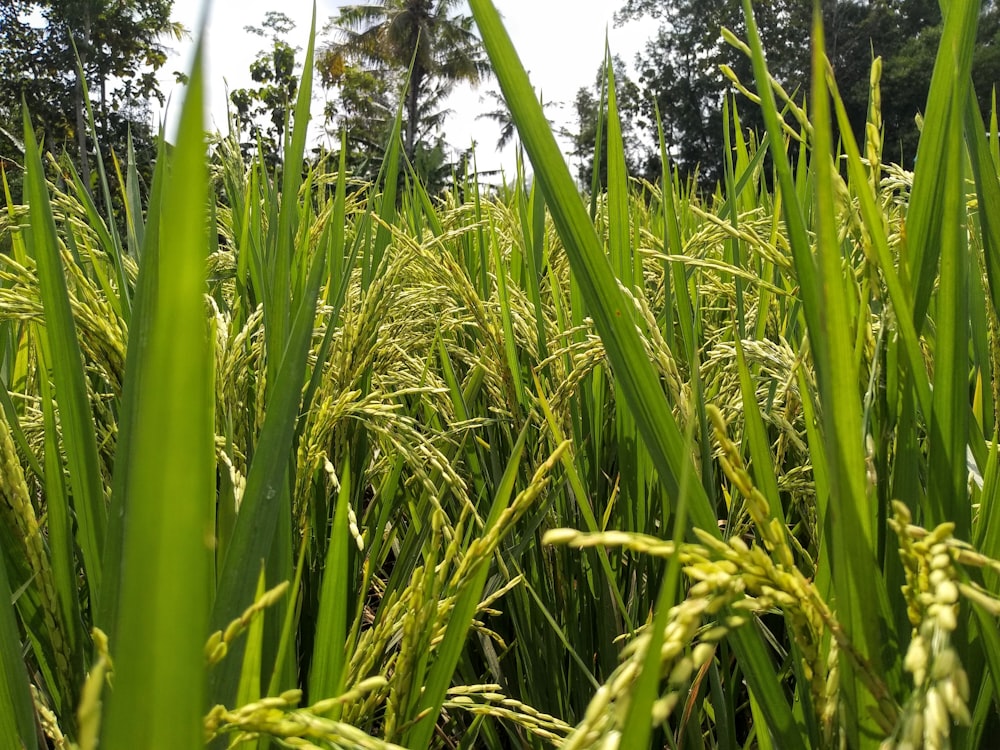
0,0,182,201
231,0,1000,193
0,0,488,207
4,0,1000,202
229,1,489,192
573,0,1000,190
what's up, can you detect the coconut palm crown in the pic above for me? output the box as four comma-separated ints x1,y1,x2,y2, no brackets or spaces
321,0,491,163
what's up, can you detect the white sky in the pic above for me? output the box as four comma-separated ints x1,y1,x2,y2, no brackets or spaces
156,0,652,175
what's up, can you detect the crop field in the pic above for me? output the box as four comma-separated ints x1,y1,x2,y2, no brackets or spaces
2,0,1000,748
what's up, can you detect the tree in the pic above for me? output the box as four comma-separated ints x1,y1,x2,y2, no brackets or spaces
230,12,301,169
873,0,1000,164
476,90,517,151
616,0,818,186
320,56,397,178
615,0,1000,186
476,88,560,153
0,0,181,195
570,56,648,190
319,0,490,165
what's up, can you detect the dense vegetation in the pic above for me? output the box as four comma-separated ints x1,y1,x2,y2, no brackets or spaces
574,0,1000,188
0,0,181,195
3,0,1000,748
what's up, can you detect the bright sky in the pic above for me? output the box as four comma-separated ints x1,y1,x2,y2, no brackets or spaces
156,0,651,175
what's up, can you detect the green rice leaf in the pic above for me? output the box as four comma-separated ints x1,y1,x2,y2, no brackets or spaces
22,104,107,614
68,38,131,323
605,46,636,292
825,61,932,421
0,385,43,481
735,339,783,522
905,0,981,330
123,130,146,260
100,39,214,750
0,544,37,750
37,368,82,719
271,2,317,353
402,423,529,750
468,2,803,744
309,456,352,708
266,529,309,698
235,568,267,744
468,0,711,534
96,134,167,638
808,8,892,743
209,212,327,708
620,396,696,748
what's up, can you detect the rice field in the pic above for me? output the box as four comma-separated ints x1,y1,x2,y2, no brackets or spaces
3,0,1000,748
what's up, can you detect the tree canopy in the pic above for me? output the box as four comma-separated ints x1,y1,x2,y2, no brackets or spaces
0,0,181,194
318,0,490,172
229,12,302,169
570,0,1000,189
570,55,648,191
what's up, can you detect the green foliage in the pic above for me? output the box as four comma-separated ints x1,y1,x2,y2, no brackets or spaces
101,37,214,750
475,89,517,151
610,0,1000,187
230,12,301,169
615,0,814,185
320,59,395,177
320,0,490,166
0,0,180,195
4,3,1000,749
570,55,648,189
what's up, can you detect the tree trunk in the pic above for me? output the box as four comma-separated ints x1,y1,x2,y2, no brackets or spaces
100,75,107,145
405,67,423,164
73,5,93,195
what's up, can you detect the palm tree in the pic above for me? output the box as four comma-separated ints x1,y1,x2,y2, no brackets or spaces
476,90,516,151
476,87,560,152
321,0,490,164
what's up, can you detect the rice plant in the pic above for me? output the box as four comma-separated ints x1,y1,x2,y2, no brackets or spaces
2,0,1000,748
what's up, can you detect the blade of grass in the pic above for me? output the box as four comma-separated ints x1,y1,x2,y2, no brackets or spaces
655,116,717,510
722,95,747,340
100,37,214,749
534,373,632,629
606,44,656,540
605,45,636,293
57,164,124,321
95,134,167,637
325,131,348,306
402,420,529,750
734,338,784,523
0,383,43,481
22,103,107,615
266,525,309,698
37,367,82,719
270,2,317,354
69,37,131,323
825,63,932,421
468,2,802,745
620,394,696,748
235,568,267,750
123,130,145,260
488,211,525,417
309,456,352,709
469,0,713,544
924,84,972,537
208,224,327,707
808,7,892,743
905,0,981,330
363,78,405,290
589,56,608,218
0,536,38,750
